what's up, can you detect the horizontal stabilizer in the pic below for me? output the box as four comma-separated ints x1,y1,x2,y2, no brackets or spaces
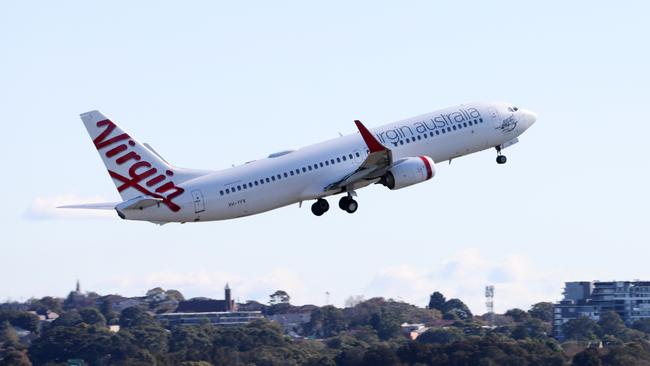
58,202,119,210
115,196,164,211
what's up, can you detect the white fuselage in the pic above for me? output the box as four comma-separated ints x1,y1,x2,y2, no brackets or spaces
121,102,535,223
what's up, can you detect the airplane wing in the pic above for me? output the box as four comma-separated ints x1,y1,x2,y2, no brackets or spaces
324,120,393,192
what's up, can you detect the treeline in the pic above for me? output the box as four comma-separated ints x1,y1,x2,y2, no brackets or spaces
2,290,650,365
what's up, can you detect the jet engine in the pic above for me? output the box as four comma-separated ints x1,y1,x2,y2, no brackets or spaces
379,156,435,190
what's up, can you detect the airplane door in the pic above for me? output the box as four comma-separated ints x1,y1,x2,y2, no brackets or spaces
191,190,205,213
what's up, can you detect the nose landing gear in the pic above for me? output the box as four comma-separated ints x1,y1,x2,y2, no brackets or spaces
495,146,507,164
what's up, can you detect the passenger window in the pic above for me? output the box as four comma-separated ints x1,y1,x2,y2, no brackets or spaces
469,121,473,126
400,140,404,145
320,162,324,167
290,171,294,176
479,118,483,123
330,159,335,164
302,167,307,172
296,169,300,174
277,174,281,179
254,181,259,186
337,157,341,163
265,178,270,183
452,125,457,130
308,166,312,171
271,176,276,181
405,138,410,143
355,152,360,157
237,186,241,191
463,122,467,127
225,188,230,194
441,129,446,134
284,172,288,178
430,132,434,137
348,154,353,159
417,135,421,140
325,161,329,166
446,127,451,132
342,156,347,161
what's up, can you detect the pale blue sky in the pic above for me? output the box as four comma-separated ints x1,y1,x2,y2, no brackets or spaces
1,1,648,313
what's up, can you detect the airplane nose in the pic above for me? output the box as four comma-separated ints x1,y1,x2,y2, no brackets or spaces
519,109,537,131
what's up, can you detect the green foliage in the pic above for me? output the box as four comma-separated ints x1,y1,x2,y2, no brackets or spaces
0,321,19,348
597,311,626,339
505,308,531,323
571,348,602,366
528,302,554,322
632,318,650,334
79,308,106,326
417,327,464,344
441,299,473,320
0,311,39,333
28,296,63,315
0,347,32,366
562,316,601,341
306,306,347,338
511,319,550,340
428,292,446,311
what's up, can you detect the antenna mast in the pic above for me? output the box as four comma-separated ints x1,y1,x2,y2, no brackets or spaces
485,285,495,327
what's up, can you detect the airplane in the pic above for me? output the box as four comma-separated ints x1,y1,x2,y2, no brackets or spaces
60,102,536,223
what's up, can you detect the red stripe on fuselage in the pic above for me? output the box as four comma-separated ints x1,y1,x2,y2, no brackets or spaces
419,156,433,180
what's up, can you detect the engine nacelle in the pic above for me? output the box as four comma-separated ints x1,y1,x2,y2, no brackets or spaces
379,156,435,190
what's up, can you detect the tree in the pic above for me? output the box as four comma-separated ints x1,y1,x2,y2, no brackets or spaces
0,311,39,333
0,347,32,366
306,306,346,338
417,328,464,344
529,302,554,322
505,308,531,322
632,318,650,334
572,348,602,366
562,316,600,341
427,291,446,311
269,290,290,305
598,311,626,338
0,321,19,347
79,308,106,326
369,311,400,340
442,299,472,320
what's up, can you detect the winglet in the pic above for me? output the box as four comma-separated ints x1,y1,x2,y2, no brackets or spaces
354,120,386,153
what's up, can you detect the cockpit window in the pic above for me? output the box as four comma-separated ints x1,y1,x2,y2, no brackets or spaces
508,106,519,112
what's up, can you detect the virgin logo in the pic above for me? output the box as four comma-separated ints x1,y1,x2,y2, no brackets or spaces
93,120,184,212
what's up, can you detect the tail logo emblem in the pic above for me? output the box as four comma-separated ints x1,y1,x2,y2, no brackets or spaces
93,120,185,212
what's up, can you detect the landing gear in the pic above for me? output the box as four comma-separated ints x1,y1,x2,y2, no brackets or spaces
311,198,329,216
495,146,507,164
338,196,358,214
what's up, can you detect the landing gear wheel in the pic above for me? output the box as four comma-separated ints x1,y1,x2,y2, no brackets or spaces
496,155,507,164
339,196,350,210
311,199,329,216
339,196,358,213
